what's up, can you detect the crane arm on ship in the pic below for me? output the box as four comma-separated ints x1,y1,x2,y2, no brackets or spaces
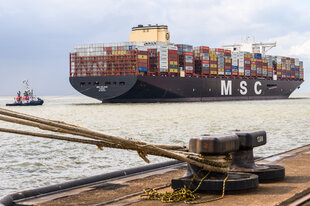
222,40,276,56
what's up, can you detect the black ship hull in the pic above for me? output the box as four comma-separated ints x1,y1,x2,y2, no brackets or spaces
70,76,303,103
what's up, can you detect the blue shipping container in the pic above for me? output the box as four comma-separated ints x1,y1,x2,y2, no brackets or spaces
232,66,238,69
129,46,133,50
138,67,147,72
254,53,262,59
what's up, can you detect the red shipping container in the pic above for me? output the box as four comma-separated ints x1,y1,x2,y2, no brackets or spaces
185,63,194,66
138,59,148,64
138,51,148,55
200,46,210,50
201,60,210,64
168,50,178,54
215,48,224,52
183,52,193,56
200,49,210,53
251,71,257,76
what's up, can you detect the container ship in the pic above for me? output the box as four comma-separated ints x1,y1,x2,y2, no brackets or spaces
69,25,304,103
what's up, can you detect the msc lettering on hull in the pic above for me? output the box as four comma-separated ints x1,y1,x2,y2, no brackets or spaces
221,80,262,96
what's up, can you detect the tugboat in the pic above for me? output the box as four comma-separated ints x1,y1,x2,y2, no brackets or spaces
6,80,44,106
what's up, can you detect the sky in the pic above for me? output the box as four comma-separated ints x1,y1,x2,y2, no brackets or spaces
0,0,309,96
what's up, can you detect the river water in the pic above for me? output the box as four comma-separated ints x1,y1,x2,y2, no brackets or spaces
0,94,309,197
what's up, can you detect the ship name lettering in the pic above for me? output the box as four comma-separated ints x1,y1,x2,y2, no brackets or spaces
240,81,247,95
221,80,232,96
254,81,262,95
96,86,108,92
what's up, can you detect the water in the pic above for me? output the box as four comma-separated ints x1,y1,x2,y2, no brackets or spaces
0,94,310,197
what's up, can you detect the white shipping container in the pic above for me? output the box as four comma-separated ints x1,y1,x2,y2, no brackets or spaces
295,58,299,66
232,54,238,66
239,70,245,73
185,56,193,63
160,60,169,72
185,66,193,70
231,52,237,56
168,45,178,50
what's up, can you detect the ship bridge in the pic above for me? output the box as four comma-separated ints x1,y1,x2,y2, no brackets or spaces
129,24,170,43
222,37,276,56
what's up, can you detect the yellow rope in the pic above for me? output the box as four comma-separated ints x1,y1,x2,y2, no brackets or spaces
141,171,230,204
185,172,229,204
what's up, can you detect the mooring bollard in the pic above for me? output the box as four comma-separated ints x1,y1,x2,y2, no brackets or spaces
171,134,259,191
231,130,285,182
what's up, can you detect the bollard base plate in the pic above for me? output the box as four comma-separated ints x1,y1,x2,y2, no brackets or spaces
231,164,285,182
171,172,259,192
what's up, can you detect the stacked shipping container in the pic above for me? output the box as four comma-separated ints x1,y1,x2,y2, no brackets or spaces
194,46,210,76
70,42,304,81
224,50,232,76
168,47,179,74
177,44,194,77
238,51,251,77
148,49,158,74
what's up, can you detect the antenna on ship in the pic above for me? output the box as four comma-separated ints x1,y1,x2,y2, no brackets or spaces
222,37,276,56
23,80,30,91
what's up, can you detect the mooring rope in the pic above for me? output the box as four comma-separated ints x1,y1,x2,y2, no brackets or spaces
0,108,231,173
